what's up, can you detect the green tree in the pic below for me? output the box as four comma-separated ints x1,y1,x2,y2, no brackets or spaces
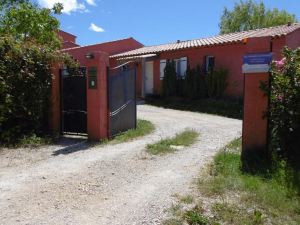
219,0,297,34
162,60,177,97
0,1,76,145
0,1,63,49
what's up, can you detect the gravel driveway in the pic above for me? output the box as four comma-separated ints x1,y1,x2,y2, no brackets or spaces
0,105,242,225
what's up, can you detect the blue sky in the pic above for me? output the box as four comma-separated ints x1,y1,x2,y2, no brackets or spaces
36,0,300,46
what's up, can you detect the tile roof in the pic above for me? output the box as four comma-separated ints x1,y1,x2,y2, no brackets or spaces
111,23,300,58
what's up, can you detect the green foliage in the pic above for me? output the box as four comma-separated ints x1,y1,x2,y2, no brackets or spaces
220,0,298,34
184,209,210,225
183,65,207,99
197,138,300,224
146,130,198,155
110,119,155,143
0,1,77,146
266,48,300,167
146,98,243,119
162,63,228,99
205,68,229,98
0,37,74,146
0,2,63,49
162,60,177,97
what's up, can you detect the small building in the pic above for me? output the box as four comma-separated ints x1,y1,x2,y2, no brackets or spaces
111,23,300,99
51,31,143,139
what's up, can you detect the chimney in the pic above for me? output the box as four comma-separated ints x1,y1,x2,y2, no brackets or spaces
177,40,181,43
287,21,292,26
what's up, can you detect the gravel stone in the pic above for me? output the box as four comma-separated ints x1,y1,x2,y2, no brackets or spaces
0,105,242,225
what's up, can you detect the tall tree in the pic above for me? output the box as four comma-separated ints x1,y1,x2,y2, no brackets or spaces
0,1,63,49
219,0,298,34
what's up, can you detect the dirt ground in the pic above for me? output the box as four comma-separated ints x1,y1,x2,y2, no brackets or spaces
0,105,242,225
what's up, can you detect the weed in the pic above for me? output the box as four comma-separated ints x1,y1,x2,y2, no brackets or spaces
111,119,155,144
146,130,198,155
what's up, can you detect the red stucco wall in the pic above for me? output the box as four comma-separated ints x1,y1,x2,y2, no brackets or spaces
64,38,143,62
286,29,300,49
58,30,76,43
139,35,299,98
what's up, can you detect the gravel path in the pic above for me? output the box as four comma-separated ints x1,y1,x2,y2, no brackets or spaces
0,105,242,225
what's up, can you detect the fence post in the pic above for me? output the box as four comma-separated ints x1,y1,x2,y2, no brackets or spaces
242,37,272,171
85,52,110,141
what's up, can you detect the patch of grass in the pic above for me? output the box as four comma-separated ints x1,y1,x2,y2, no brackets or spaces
146,97,243,119
163,138,300,225
19,134,54,147
146,130,198,155
162,218,183,225
197,137,300,225
110,119,155,144
180,195,194,204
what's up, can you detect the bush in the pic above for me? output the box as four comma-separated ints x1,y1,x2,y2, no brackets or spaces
267,47,300,166
162,60,177,97
0,36,73,145
183,65,207,99
162,63,228,99
206,67,229,98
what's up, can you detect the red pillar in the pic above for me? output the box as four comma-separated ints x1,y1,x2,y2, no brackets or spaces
50,64,62,136
242,73,269,151
242,37,271,170
85,52,109,141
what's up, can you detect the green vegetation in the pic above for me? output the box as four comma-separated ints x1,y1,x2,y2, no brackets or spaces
146,98,243,119
162,61,229,100
146,130,198,155
163,138,300,225
110,119,155,144
0,1,75,145
219,0,297,34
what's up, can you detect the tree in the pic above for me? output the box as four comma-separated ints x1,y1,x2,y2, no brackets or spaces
162,60,177,97
219,0,298,34
0,1,63,49
0,1,76,145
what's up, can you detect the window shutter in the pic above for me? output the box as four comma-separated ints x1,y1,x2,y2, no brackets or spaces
180,57,187,77
160,60,166,80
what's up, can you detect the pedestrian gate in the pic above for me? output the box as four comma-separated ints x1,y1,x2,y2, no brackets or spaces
60,67,87,134
109,66,137,137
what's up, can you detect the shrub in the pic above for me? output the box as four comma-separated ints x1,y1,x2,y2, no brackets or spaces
206,67,229,98
0,36,74,145
267,47,300,166
162,60,177,97
183,65,207,99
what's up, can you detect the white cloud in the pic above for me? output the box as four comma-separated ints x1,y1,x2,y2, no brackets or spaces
37,0,86,15
89,23,105,32
86,0,96,6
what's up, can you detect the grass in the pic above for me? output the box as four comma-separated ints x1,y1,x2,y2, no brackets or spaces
146,129,199,155
163,137,300,225
109,119,155,144
146,97,243,119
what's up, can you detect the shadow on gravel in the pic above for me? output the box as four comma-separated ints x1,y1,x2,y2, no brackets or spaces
52,136,91,156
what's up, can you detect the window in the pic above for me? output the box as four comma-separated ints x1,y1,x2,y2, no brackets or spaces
160,57,187,80
175,57,187,78
205,56,215,73
160,60,166,80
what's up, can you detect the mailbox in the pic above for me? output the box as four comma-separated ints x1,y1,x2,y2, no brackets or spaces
88,67,97,89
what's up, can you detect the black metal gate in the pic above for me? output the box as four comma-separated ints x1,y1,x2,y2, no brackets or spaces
109,66,137,137
61,67,87,134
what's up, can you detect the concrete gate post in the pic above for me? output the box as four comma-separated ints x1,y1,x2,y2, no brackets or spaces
85,52,110,141
242,37,272,169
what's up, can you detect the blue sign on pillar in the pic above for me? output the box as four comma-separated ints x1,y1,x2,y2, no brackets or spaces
242,53,273,73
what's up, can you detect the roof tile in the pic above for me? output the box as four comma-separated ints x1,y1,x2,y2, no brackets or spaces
112,23,300,58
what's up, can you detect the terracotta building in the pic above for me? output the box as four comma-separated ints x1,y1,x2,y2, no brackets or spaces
111,23,300,98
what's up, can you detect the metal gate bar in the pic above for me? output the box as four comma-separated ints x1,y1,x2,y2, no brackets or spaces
60,67,87,135
108,65,137,137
